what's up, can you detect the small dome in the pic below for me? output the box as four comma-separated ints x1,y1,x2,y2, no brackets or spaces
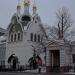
24,0,30,6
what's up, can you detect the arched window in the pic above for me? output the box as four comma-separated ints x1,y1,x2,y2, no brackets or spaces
11,34,13,42
18,33,20,41
9,21,24,42
21,34,23,40
38,35,40,42
14,34,16,41
34,34,36,42
31,33,33,41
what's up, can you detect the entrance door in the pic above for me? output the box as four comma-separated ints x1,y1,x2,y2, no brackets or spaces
51,50,60,68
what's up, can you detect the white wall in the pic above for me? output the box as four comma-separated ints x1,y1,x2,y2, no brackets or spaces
6,15,45,65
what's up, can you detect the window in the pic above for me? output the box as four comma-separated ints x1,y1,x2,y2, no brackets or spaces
31,33,33,41
72,54,75,63
14,34,16,41
34,34,36,42
38,35,40,42
21,34,23,40
24,26,27,30
3,60,5,65
11,34,13,42
35,20,37,23
18,33,20,41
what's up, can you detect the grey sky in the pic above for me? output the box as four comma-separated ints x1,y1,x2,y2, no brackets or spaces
0,0,75,29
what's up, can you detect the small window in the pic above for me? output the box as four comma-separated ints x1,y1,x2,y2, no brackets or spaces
18,33,20,41
24,26,27,30
38,35,40,42
34,34,36,42
11,34,13,42
21,34,23,40
14,34,16,41
35,20,37,23
31,33,33,41
3,60,5,65
72,54,75,63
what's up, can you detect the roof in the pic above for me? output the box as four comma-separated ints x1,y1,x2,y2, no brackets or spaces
0,27,6,36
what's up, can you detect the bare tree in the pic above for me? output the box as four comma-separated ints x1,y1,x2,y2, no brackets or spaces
46,26,59,39
56,7,73,39
46,7,73,40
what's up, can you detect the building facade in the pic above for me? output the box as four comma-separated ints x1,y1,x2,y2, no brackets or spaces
5,0,46,68
46,39,74,72
0,42,6,66
0,28,6,66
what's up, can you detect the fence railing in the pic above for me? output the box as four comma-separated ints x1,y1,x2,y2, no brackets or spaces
0,65,29,72
47,65,75,72
0,64,75,72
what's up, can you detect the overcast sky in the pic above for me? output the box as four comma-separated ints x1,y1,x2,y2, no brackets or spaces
0,0,75,29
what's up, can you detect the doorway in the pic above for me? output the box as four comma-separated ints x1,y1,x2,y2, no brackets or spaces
50,50,60,70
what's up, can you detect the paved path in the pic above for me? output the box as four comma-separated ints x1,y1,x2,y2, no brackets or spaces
0,72,75,75
0,72,45,75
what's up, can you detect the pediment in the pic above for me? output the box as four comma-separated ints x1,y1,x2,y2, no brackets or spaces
48,39,66,47
48,41,60,46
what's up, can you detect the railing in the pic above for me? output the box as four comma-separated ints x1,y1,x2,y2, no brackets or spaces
0,65,29,72
47,65,74,72
0,64,74,72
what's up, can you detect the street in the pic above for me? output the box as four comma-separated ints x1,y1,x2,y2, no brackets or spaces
0,72,74,75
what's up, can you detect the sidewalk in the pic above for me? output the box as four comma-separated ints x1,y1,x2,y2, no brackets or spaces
25,69,38,73
25,68,46,74
63,69,75,74
25,70,75,74
61,69,75,74
25,68,75,74
63,72,75,74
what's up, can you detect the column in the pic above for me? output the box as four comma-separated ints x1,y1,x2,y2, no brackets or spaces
46,50,51,72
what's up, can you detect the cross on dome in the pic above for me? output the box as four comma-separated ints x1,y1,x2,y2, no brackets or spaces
33,0,37,14
16,0,21,9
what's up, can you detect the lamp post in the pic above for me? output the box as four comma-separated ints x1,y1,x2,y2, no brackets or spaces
44,47,46,66
31,45,37,69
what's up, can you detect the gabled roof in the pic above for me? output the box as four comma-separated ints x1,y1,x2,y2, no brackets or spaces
7,13,23,32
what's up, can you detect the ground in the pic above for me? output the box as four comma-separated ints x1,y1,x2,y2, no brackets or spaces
0,72,74,75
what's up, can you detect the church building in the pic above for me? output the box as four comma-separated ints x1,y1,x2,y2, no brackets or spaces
5,0,46,69
0,0,75,72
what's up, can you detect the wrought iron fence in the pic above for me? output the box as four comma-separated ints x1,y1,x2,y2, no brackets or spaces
0,64,28,72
